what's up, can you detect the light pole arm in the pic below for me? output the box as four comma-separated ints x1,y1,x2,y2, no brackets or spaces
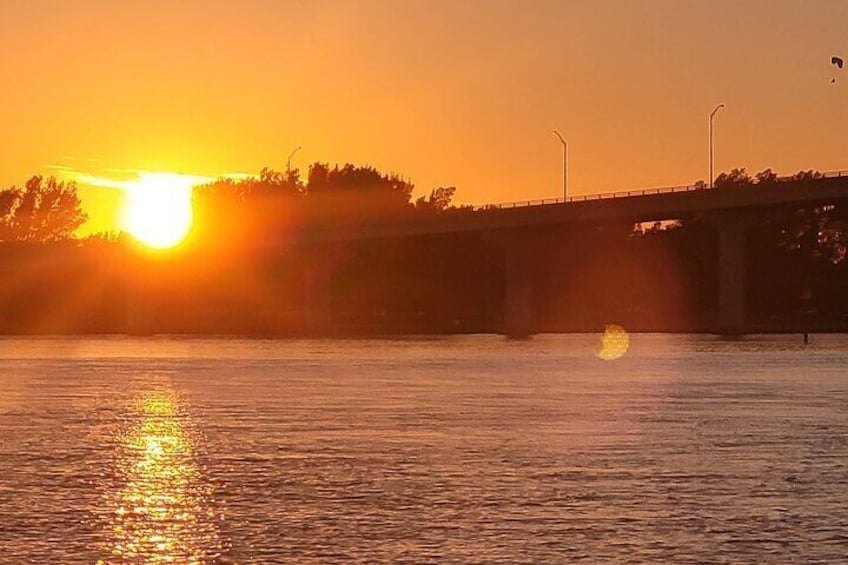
552,130,566,145
286,146,302,173
710,104,725,120
709,105,725,188
552,131,567,200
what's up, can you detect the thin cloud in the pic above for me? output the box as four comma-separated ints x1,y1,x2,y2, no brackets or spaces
49,166,256,191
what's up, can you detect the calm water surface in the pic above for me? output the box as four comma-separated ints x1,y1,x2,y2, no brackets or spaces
0,334,846,563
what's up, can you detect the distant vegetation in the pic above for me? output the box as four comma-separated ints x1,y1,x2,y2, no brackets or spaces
0,163,845,334
0,176,86,242
709,167,847,264
713,167,827,187
190,163,465,246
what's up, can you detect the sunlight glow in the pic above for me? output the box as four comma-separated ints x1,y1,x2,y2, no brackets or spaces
121,173,199,249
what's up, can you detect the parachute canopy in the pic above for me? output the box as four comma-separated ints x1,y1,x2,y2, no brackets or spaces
833,56,844,69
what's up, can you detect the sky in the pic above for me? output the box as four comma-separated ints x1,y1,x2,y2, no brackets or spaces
1,0,846,233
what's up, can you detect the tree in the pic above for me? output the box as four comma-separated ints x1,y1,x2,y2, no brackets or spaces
0,176,86,242
755,168,778,184
415,186,457,212
777,205,847,264
306,163,414,216
192,162,430,246
713,168,752,187
192,167,306,240
790,170,825,182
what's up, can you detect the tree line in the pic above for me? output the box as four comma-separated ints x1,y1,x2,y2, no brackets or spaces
710,167,847,264
1,164,844,266
0,176,86,242
0,163,845,334
189,163,465,246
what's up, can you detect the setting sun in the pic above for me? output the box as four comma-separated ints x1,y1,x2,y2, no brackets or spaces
121,173,196,249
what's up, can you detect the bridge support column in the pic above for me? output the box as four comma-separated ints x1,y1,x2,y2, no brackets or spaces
503,231,538,338
124,253,154,336
126,294,152,335
717,215,747,336
302,243,343,334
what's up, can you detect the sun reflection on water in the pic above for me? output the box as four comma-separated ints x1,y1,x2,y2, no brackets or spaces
98,390,222,564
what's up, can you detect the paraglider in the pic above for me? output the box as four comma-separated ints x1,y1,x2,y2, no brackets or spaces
832,56,844,83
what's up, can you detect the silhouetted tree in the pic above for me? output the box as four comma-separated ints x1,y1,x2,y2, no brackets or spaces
790,170,825,182
775,205,847,264
194,162,426,245
0,176,86,242
192,167,305,245
306,163,414,222
755,168,778,184
415,186,457,212
713,168,752,187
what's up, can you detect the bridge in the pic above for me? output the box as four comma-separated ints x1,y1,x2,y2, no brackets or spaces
299,171,848,337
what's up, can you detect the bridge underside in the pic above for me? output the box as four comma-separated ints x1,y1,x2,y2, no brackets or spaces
286,215,752,338
285,177,848,338
112,176,848,336
717,216,746,335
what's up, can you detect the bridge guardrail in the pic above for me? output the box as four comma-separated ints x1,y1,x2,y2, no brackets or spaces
479,169,848,211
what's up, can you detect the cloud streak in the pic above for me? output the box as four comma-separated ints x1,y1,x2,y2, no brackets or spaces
48,165,253,192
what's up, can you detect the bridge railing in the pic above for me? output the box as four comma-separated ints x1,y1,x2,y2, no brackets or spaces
479,169,848,211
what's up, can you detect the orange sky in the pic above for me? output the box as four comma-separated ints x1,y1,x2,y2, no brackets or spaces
1,0,846,234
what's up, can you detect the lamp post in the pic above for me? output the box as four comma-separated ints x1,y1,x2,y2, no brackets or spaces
709,104,725,188
286,145,302,174
552,130,567,201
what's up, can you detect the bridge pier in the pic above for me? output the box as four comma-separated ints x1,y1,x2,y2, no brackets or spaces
502,230,539,338
717,214,747,336
301,242,343,334
124,253,154,336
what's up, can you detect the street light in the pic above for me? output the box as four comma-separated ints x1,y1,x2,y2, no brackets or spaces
709,104,725,188
286,145,302,173
552,130,567,201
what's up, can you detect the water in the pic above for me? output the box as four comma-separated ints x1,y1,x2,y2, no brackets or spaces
1,334,846,563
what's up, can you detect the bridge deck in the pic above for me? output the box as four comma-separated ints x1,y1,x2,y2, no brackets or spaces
310,172,848,242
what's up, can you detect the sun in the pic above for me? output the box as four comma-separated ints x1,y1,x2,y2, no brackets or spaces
121,173,196,249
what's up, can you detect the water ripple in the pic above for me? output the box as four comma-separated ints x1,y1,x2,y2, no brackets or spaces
0,335,846,563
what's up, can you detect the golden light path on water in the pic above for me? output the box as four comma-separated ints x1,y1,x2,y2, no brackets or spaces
597,324,630,361
98,389,222,565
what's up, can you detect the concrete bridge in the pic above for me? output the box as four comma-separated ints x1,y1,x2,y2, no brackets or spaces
300,171,848,337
